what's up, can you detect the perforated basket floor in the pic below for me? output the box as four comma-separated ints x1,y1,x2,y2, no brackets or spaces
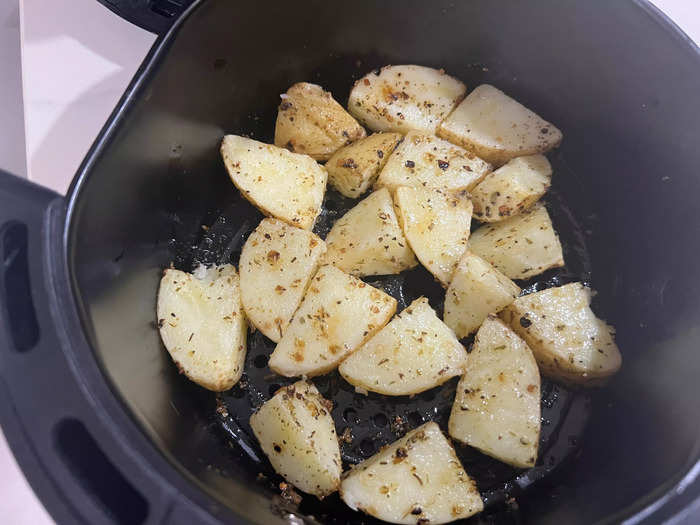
171,156,593,522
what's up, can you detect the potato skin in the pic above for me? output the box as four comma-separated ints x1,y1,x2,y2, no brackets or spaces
250,381,341,498
157,265,246,391
239,218,326,342
268,265,397,377
348,65,466,135
275,82,366,161
393,186,473,286
501,282,622,386
438,84,563,166
326,132,402,198
375,131,491,193
443,252,520,338
324,188,417,276
468,204,564,280
340,422,483,524
221,134,327,230
339,297,468,395
471,154,552,222
448,316,541,468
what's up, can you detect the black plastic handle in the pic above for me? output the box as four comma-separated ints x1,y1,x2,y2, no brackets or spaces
0,171,221,525
96,0,197,35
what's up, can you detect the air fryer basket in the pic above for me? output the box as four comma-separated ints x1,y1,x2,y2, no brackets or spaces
1,0,699,524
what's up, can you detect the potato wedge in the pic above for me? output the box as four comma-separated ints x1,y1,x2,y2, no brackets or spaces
437,84,563,166
501,282,622,386
339,298,468,395
157,265,246,391
221,135,327,230
324,188,417,276
394,186,473,286
239,218,326,342
274,82,366,161
340,422,483,524
348,65,466,135
250,381,341,498
448,316,541,468
268,265,396,377
471,154,552,222
468,204,564,280
443,252,520,338
374,131,491,193
326,132,402,198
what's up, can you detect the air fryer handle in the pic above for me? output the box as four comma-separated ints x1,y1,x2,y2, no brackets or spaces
0,172,192,525
95,0,197,35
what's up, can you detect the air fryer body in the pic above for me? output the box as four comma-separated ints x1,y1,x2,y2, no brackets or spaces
2,1,699,524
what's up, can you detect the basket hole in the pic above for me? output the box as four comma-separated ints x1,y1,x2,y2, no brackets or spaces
343,407,359,425
54,418,148,524
372,413,388,428
253,354,268,368
407,411,424,427
359,438,376,456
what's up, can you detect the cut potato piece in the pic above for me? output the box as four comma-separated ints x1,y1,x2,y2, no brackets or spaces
274,82,366,161
326,132,402,198
394,186,473,286
443,252,520,338
221,135,327,230
501,282,622,386
438,84,563,166
471,154,552,222
324,188,417,276
339,297,468,395
239,218,326,342
449,316,541,468
250,381,341,498
340,422,483,524
468,204,564,280
269,265,396,377
348,65,466,135
375,131,490,193
157,265,246,391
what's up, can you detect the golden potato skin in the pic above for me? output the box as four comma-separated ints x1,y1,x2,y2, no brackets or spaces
275,82,366,161
348,65,466,135
326,132,402,198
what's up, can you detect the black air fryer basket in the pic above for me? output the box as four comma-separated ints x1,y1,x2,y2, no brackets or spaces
1,1,699,524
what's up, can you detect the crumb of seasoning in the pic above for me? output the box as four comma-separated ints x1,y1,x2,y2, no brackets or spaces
393,447,408,463
437,160,449,170
519,316,532,328
279,482,303,506
390,415,408,435
341,158,358,169
340,427,354,444
405,160,415,168
215,396,229,418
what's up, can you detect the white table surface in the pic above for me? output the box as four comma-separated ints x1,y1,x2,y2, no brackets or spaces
2,1,698,523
